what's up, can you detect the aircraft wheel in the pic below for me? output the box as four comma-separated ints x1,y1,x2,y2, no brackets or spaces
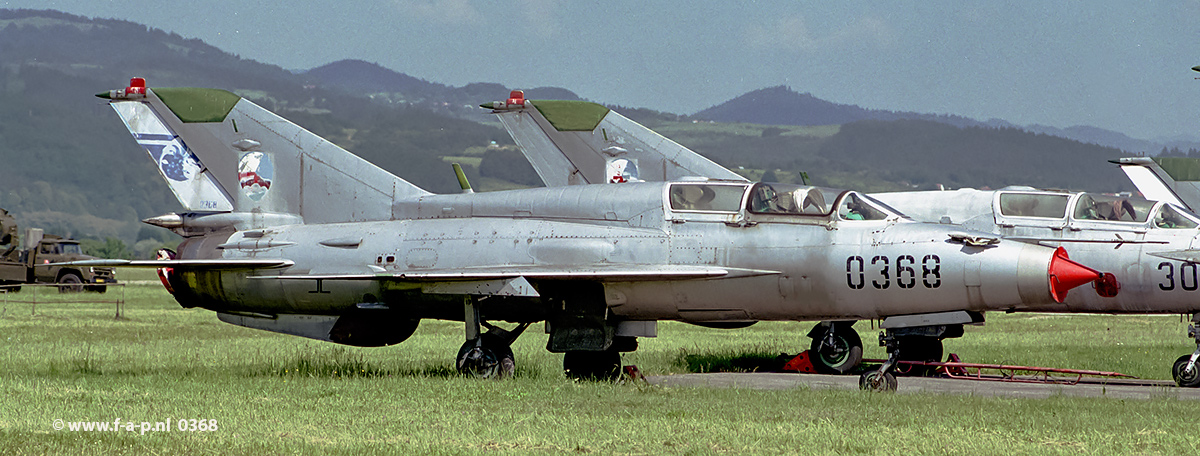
859,370,897,392
57,273,83,293
563,349,621,381
809,324,863,374
1172,355,1200,388
894,337,943,377
456,333,515,379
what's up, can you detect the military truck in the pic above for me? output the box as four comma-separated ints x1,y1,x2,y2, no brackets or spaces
0,208,117,292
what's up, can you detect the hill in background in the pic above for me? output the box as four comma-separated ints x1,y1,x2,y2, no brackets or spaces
0,8,1149,257
693,86,1200,155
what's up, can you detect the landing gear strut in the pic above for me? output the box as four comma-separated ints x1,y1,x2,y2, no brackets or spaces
859,311,980,391
858,332,946,391
456,297,529,379
808,322,863,374
1173,313,1200,388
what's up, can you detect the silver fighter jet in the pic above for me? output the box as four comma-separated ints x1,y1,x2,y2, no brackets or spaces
79,80,1104,389
487,95,1195,386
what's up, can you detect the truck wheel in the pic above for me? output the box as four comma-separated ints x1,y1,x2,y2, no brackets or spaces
85,285,108,294
58,273,83,293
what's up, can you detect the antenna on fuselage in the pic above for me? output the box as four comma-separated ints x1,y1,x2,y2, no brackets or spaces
452,163,474,194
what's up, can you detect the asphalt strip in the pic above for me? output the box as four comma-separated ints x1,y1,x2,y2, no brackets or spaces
646,373,1200,400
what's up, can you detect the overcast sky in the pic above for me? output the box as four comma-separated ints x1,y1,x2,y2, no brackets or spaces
6,0,1199,140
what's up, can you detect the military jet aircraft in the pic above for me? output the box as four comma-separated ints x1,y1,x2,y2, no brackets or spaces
78,79,1105,388
487,96,1200,387
871,187,1200,385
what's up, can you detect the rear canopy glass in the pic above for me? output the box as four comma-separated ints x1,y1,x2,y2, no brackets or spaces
669,184,747,212
998,193,1069,218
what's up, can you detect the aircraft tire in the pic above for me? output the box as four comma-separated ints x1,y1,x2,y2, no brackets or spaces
563,349,621,381
809,325,863,374
893,337,943,377
1172,355,1200,388
456,334,515,379
57,273,83,293
859,370,897,392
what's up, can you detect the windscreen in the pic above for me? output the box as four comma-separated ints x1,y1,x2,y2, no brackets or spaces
1073,193,1154,222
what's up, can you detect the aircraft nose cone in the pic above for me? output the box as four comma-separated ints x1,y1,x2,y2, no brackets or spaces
1048,247,1103,303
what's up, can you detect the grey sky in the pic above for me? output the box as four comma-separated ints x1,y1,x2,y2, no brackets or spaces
6,0,1198,141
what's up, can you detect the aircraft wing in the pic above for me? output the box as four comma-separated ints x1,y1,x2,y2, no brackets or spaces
1111,157,1200,212
261,264,777,281
52,259,295,270
484,93,748,186
254,264,776,298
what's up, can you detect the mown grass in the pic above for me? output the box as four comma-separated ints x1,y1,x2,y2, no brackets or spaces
0,270,1196,455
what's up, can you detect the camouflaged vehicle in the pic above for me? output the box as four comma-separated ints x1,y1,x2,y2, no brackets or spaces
0,208,117,292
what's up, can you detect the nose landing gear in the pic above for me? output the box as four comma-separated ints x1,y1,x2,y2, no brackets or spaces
1172,313,1200,388
858,311,980,392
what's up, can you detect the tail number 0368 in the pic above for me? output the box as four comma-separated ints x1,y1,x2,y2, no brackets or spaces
846,255,941,290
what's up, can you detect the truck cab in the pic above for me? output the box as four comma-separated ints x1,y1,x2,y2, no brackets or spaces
0,209,117,292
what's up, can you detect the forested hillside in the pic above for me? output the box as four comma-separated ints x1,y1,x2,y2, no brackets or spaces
0,9,1142,258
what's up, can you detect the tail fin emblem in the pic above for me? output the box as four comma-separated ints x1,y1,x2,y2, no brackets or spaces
238,152,274,201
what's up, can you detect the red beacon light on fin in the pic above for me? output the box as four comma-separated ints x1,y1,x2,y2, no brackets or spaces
103,77,147,99
506,90,525,106
126,77,147,95
479,90,526,111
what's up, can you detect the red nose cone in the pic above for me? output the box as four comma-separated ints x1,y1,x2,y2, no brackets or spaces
1048,247,1101,303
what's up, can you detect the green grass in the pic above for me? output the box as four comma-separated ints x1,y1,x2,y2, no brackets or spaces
0,278,1196,454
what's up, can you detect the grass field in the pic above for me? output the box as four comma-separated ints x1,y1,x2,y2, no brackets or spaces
1,269,1197,455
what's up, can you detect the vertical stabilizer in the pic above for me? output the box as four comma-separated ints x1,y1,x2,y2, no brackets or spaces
102,78,430,226
1112,157,1200,212
484,93,747,186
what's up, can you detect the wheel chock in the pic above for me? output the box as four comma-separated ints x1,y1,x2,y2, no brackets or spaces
622,365,646,382
782,350,817,373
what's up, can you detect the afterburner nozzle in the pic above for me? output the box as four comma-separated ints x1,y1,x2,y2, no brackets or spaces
1048,247,1103,303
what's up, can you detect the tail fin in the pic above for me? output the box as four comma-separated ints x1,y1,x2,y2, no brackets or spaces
101,78,429,226
483,91,747,186
1111,157,1200,212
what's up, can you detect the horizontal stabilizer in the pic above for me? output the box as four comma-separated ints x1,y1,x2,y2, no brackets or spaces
52,259,295,270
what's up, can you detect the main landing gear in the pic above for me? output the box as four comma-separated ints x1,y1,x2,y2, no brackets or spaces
454,287,648,380
1172,313,1200,388
808,322,863,374
456,297,529,379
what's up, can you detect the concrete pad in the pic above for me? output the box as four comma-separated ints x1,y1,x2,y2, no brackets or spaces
646,372,1200,400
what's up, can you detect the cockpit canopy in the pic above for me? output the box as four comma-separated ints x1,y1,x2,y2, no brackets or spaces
667,182,902,221
996,191,1200,230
